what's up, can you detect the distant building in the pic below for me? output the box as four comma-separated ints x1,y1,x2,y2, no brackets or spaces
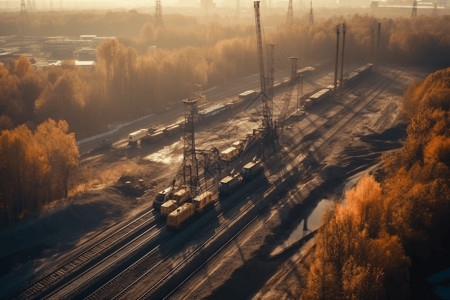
44,37,91,60
49,60,96,68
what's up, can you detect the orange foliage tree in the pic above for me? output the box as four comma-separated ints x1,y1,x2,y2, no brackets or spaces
302,67,449,298
0,119,79,227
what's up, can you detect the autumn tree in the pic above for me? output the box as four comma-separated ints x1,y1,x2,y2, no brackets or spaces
35,119,79,200
0,56,43,130
302,176,410,300
303,67,449,299
384,68,450,262
0,119,79,228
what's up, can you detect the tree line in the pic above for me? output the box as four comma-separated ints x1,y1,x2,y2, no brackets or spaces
2,15,449,139
301,67,450,299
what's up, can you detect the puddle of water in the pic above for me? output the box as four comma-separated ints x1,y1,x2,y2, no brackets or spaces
271,168,377,256
144,142,182,164
271,199,333,256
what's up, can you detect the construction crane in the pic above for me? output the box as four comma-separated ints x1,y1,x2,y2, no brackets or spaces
254,1,276,146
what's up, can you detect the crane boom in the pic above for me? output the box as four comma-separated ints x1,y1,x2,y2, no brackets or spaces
254,1,266,94
278,79,296,124
278,57,298,125
254,1,276,145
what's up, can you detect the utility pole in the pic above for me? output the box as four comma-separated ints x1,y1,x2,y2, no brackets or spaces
182,99,199,194
376,22,381,68
290,56,298,81
411,0,417,17
297,75,304,111
286,0,293,25
267,43,275,100
155,0,163,27
334,24,340,96
339,23,346,94
370,28,375,62
309,0,314,24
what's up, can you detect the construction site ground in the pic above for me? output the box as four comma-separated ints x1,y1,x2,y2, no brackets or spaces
0,64,432,299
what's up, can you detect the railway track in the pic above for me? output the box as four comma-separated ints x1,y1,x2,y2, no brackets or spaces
15,209,160,300
45,222,169,299
129,68,401,299
82,70,385,299
17,67,395,300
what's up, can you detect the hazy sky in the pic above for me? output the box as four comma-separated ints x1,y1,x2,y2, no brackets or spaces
2,0,349,11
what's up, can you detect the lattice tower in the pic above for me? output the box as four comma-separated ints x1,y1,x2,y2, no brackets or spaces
309,0,314,24
411,0,417,17
254,1,273,131
20,0,26,16
155,0,163,27
182,99,199,192
286,0,293,25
